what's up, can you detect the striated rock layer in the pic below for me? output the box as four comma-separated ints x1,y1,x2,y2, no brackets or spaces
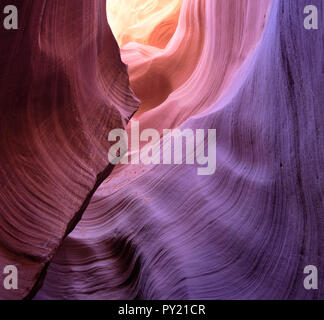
0,0,139,299
122,0,271,119
36,0,324,299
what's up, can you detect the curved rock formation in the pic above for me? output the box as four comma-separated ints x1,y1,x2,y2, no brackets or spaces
122,0,271,119
107,0,183,49
0,0,139,299
36,0,324,300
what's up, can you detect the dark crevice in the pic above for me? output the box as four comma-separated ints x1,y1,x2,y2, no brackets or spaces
24,162,116,300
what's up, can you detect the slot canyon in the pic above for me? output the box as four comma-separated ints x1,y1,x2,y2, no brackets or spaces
0,0,323,300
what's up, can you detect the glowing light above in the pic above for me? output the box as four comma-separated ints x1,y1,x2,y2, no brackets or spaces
106,0,183,48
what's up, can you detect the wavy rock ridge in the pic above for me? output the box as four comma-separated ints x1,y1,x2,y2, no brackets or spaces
0,0,139,299
35,0,324,300
0,0,323,300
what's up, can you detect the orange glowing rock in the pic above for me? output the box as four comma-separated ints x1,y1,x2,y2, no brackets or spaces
107,0,183,48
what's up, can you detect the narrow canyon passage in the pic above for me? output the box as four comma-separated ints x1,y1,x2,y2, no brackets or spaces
0,0,323,300
36,0,324,300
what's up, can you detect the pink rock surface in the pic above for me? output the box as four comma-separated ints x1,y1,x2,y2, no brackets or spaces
123,0,271,120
